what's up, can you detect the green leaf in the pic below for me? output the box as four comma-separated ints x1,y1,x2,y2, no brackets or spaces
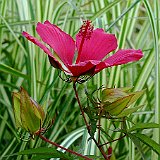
30,155,60,160
84,155,104,160
133,133,160,155
116,105,143,118
84,101,98,137
85,91,97,108
90,120,97,138
0,63,28,79
104,95,133,116
106,0,141,31
91,0,122,21
128,133,145,160
18,147,71,159
128,123,160,132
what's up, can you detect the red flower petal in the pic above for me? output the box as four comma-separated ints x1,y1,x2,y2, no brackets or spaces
22,31,62,69
104,49,143,66
94,61,109,74
76,28,117,62
36,21,75,66
67,60,101,77
94,49,143,74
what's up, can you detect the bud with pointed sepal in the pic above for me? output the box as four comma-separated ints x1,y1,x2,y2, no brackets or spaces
101,87,145,117
12,87,45,134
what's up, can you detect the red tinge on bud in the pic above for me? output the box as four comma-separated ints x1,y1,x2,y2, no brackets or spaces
108,146,112,159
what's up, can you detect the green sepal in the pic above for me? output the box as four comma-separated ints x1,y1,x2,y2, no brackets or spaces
103,95,134,116
126,89,146,107
12,92,22,128
20,87,45,133
116,105,144,118
101,87,132,103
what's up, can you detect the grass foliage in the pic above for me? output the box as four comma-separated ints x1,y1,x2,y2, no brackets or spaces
0,0,159,159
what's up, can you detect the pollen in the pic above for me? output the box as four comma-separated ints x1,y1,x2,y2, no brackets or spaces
78,20,94,40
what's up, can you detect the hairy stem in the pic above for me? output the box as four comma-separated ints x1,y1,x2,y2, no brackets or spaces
37,133,92,160
73,82,109,160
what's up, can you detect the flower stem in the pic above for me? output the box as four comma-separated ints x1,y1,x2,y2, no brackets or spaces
73,82,90,130
73,82,109,160
37,133,92,160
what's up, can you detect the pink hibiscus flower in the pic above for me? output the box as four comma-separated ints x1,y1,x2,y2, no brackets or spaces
22,20,143,80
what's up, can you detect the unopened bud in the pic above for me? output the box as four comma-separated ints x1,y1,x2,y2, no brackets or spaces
12,87,45,134
101,87,145,117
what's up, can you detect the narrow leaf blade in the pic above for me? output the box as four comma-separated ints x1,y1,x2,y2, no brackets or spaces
128,123,160,132
18,147,71,159
133,133,160,155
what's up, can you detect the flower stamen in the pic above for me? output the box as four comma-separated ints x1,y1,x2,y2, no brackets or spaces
76,20,93,64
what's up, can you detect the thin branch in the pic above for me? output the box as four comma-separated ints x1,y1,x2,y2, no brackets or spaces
37,133,92,160
73,82,109,160
99,134,126,147
98,110,102,145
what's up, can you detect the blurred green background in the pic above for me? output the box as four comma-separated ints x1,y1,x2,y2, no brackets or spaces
0,0,159,159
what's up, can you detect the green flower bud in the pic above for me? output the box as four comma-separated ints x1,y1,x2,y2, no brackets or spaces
12,87,45,134
101,87,145,117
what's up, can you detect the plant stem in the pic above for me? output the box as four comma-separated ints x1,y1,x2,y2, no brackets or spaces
98,109,103,145
73,82,109,160
98,117,101,145
37,133,92,160
99,134,126,147
73,82,90,130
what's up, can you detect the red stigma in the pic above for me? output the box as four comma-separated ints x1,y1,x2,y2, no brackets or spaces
76,20,94,64
79,20,93,39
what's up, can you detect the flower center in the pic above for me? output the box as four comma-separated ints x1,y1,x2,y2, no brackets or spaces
76,20,93,64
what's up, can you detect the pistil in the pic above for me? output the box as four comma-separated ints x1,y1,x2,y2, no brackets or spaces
76,20,93,64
